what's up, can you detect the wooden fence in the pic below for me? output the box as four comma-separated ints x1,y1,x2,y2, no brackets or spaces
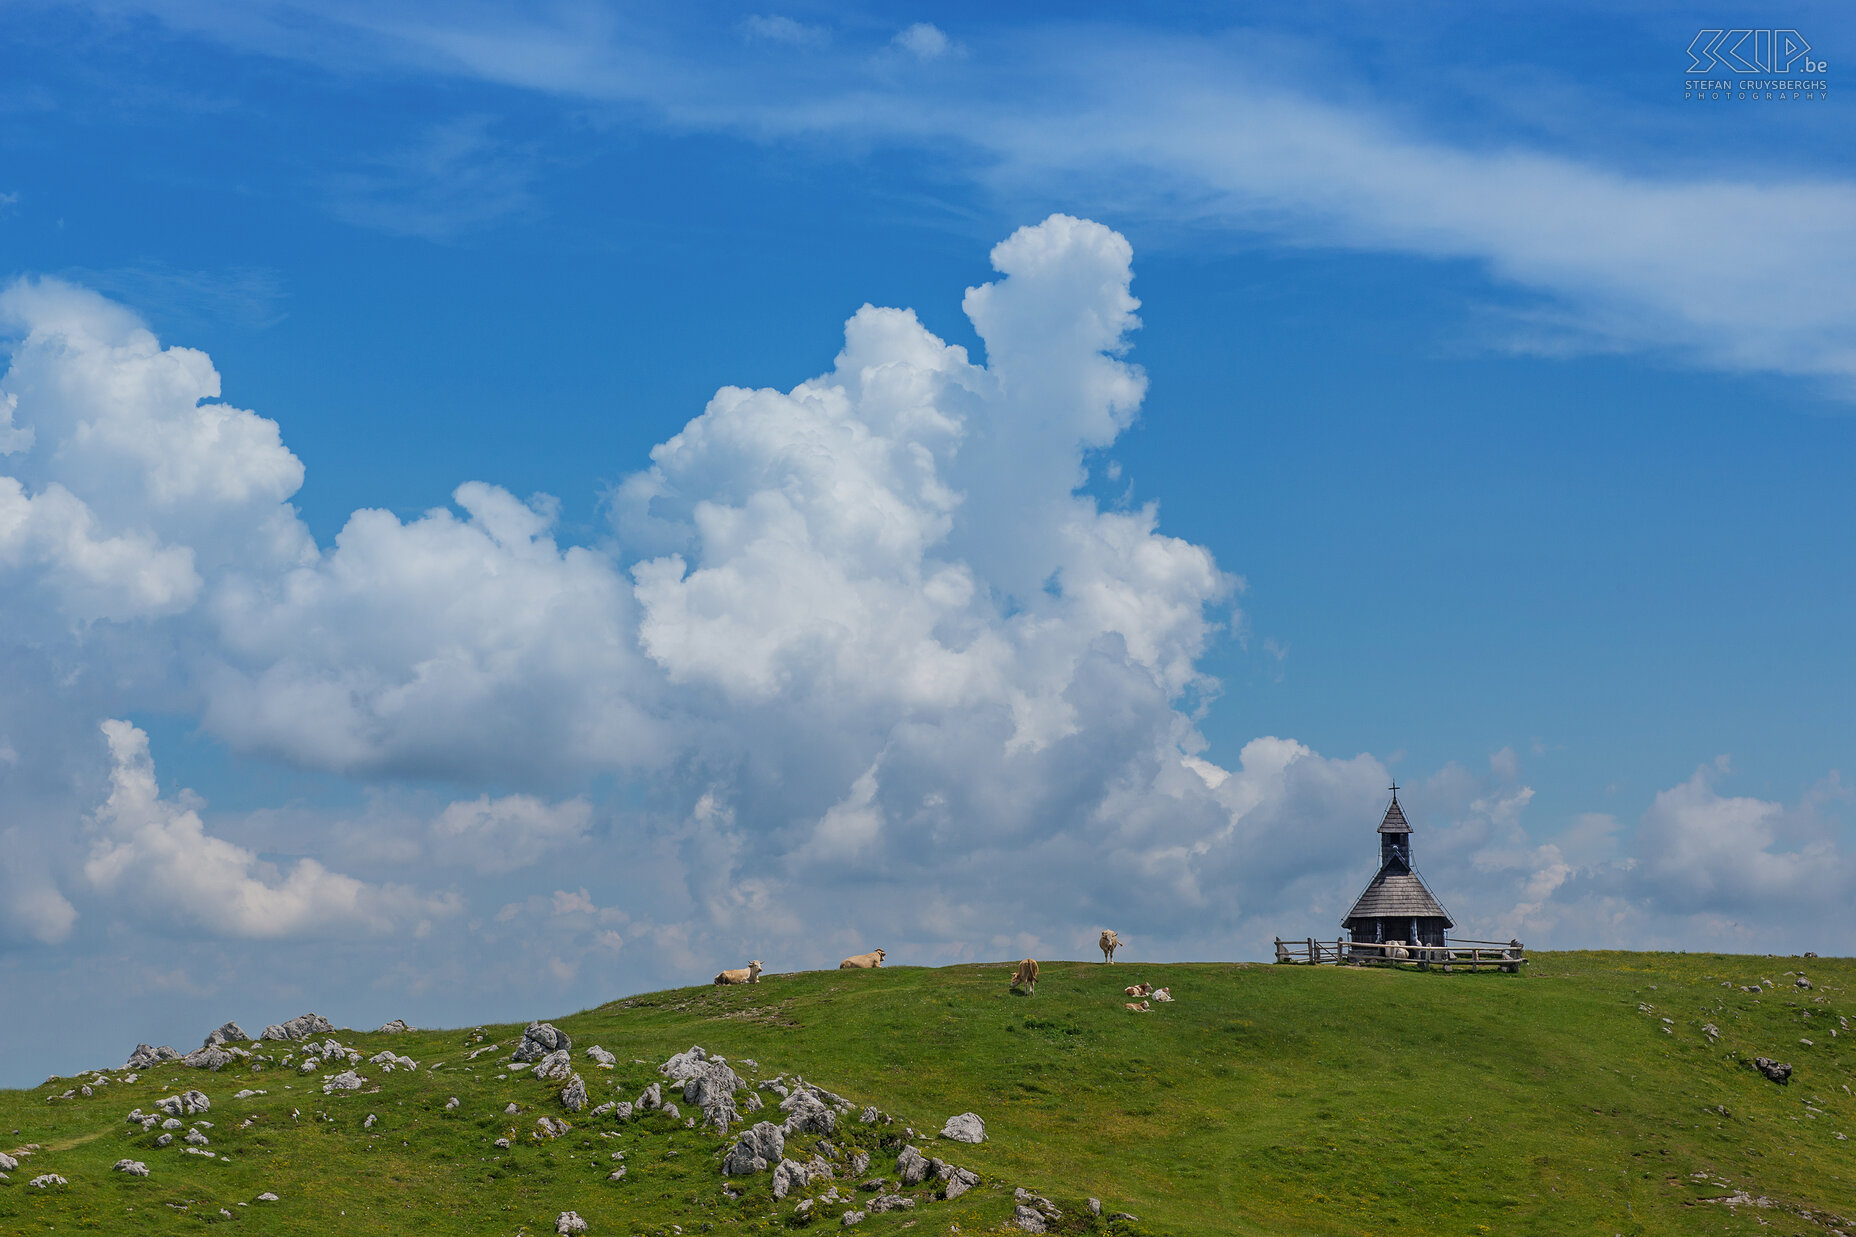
1272,936,1526,973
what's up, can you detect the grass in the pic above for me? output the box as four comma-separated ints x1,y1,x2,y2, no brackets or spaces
1,951,1852,1236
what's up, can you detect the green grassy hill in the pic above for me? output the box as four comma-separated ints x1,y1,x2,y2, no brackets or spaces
2,952,1852,1236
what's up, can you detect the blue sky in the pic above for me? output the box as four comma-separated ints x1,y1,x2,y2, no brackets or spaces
0,1,1852,1085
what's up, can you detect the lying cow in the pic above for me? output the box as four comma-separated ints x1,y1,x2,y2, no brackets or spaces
1123,982,1153,998
714,960,763,986
1123,1000,1150,1013
840,949,887,969
1152,987,1173,1002
1387,941,1410,960
1100,930,1121,963
1011,959,1039,996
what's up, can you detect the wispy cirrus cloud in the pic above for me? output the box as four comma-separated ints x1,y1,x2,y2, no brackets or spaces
89,3,1856,391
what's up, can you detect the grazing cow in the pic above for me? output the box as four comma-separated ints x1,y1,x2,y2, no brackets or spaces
714,960,763,986
1099,930,1121,963
1151,987,1172,1002
839,949,887,969
1123,1000,1150,1013
1011,959,1039,996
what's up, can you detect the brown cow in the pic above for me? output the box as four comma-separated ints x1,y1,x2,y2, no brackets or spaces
839,949,886,969
714,960,763,985
1099,930,1121,963
1010,959,1039,996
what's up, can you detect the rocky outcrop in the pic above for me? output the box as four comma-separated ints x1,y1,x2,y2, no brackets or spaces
636,1082,662,1111
261,1013,336,1041
722,1121,786,1175
321,1071,366,1094
511,1022,571,1063
204,1022,248,1047
155,1090,211,1117
668,1048,743,1131
940,1112,985,1143
534,1050,575,1082
561,1076,588,1113
182,1045,236,1071
376,1019,413,1033
896,1145,932,1186
585,1045,616,1068
779,1087,835,1136
113,1159,150,1177
1752,1057,1793,1084
126,1044,181,1070
555,1211,587,1235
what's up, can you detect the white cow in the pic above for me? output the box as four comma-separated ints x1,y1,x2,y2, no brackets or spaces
1099,930,1121,963
714,961,763,985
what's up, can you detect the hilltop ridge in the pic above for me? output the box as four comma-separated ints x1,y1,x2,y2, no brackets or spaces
2,952,1852,1236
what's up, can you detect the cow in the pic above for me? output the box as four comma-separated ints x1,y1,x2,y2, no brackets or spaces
714,960,763,986
1387,941,1410,960
1123,1000,1150,1013
1011,959,1039,996
839,949,887,969
1123,983,1152,998
1151,987,1172,1002
1099,930,1121,963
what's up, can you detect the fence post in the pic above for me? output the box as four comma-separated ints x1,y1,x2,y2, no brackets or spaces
1308,937,1316,965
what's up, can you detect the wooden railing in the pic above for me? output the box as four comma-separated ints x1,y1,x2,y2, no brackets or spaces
1273,936,1526,972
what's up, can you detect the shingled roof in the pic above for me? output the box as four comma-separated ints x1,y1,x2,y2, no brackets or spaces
1376,796,1411,834
1343,865,1454,926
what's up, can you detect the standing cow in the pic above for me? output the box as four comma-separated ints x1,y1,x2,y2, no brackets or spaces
1099,930,1121,963
1010,959,1039,996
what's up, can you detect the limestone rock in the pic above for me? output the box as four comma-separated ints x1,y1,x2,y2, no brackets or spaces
364,1114,377,1130
1087,1198,1102,1216
113,1159,150,1177
585,1045,616,1068
183,1045,235,1071
849,1150,869,1175
30,1174,68,1188
155,1090,212,1116
1011,1205,1048,1232
511,1021,571,1063
942,1164,980,1200
261,1013,335,1041
257,1192,279,1201
155,1133,173,1147
940,1112,985,1143
869,1194,915,1213
184,1129,210,1146
126,1044,181,1070
445,1097,460,1110
840,1212,865,1227
772,1157,808,1199
607,1167,626,1181
561,1075,588,1113
722,1121,785,1175
367,1050,417,1072
322,1071,365,1094
204,1022,248,1047
534,1049,575,1082
376,1019,413,1033
494,1138,511,1149
555,1210,588,1235
505,1102,519,1114
780,1087,836,1136
537,1116,573,1138
896,1145,931,1186
1753,1057,1794,1084
636,1082,662,1111
679,1056,743,1131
